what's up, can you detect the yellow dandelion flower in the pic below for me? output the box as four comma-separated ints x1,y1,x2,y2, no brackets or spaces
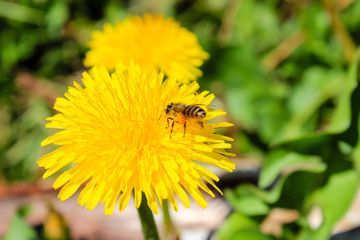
38,63,235,215
84,14,209,81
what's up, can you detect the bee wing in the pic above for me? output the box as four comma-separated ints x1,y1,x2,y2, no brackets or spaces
193,103,216,107
193,103,216,111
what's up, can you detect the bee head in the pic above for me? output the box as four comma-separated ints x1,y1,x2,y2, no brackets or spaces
165,103,173,114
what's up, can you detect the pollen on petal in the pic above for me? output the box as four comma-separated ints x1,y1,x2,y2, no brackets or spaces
119,187,132,212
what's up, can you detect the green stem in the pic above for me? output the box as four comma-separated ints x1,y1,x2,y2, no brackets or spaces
162,200,172,233
321,0,356,63
162,200,179,239
137,193,160,240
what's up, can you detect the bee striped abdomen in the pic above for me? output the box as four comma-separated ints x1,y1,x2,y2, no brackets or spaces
184,105,206,119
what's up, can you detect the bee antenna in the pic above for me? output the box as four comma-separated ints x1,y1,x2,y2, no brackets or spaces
159,108,166,120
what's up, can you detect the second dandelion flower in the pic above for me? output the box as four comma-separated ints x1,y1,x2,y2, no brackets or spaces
84,14,209,81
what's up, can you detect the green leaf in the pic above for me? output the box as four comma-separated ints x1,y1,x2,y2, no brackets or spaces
228,229,273,240
271,133,332,155
259,150,324,188
300,170,358,240
234,0,282,46
45,0,69,37
217,46,288,143
3,205,38,240
341,1,360,30
351,55,360,174
217,212,272,240
325,49,359,133
299,4,343,66
104,2,126,24
275,67,345,144
225,151,327,217
225,185,270,216
0,1,44,25
224,176,287,207
254,156,325,204
271,50,359,146
252,176,288,204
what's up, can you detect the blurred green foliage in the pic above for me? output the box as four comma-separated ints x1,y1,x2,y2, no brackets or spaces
3,205,38,240
1,0,360,239
210,1,360,239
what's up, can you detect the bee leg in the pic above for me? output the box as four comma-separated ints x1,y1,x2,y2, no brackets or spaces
166,117,174,129
170,121,176,139
166,117,179,138
198,121,204,128
183,121,186,137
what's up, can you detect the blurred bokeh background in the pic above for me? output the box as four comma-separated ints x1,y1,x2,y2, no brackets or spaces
1,0,360,239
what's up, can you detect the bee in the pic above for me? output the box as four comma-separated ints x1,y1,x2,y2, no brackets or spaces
164,103,206,138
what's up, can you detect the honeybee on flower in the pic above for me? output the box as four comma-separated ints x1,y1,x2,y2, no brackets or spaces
163,103,206,138
38,63,235,215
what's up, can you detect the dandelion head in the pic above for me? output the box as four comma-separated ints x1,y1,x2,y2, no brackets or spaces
38,63,235,215
84,14,209,81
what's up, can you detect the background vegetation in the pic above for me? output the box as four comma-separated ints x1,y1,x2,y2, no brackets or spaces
1,0,360,239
